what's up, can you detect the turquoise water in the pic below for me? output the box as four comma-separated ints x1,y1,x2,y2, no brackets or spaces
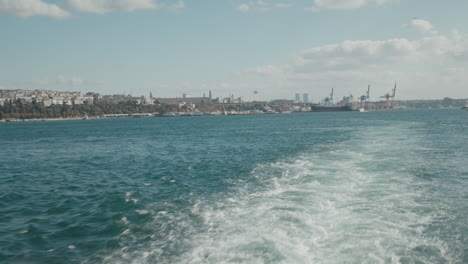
0,109,467,263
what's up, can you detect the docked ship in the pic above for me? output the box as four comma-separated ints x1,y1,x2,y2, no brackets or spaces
310,88,357,112
310,104,355,112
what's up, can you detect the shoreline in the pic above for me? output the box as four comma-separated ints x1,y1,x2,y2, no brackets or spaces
0,117,87,122
0,108,462,123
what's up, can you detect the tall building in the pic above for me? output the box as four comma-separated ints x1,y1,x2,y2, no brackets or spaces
295,93,300,101
302,93,309,103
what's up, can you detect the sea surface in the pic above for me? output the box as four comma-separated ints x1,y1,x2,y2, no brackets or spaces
0,109,467,264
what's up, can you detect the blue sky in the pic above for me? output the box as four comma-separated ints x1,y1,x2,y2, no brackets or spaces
1,0,467,100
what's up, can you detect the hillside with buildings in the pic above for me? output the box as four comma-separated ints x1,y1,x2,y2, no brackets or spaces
0,89,466,121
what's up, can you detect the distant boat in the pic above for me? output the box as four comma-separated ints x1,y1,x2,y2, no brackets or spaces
463,99,468,110
162,112,177,117
205,111,221,116
359,108,366,112
311,88,357,112
311,104,355,112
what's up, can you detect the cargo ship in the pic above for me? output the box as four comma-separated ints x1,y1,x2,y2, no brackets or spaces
310,88,357,112
310,104,355,112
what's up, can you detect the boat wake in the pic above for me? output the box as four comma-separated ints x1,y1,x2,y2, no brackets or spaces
98,123,461,264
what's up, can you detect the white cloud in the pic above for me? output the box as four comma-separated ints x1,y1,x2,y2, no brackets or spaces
408,18,437,35
304,6,320,12
170,0,185,10
70,77,83,86
0,0,70,19
68,0,159,14
294,33,468,72
244,20,468,99
56,75,84,86
237,3,250,12
296,38,419,71
244,64,286,75
56,75,66,83
275,3,291,8
315,0,367,9
311,0,394,11
237,1,292,12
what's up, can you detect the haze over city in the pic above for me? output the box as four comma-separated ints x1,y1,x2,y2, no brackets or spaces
1,0,468,100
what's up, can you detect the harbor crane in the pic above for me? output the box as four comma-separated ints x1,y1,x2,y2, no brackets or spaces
380,82,397,109
360,85,371,109
323,88,334,106
366,85,370,109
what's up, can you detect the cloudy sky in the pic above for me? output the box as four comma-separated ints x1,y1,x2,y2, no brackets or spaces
1,0,467,101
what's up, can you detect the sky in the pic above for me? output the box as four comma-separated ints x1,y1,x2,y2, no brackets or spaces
1,0,467,101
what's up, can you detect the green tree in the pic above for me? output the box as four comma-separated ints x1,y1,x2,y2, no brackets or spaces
442,97,453,107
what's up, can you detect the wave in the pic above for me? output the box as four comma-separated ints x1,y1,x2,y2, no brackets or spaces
98,123,461,264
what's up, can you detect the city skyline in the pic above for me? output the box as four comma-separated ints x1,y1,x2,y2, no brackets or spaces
1,0,468,100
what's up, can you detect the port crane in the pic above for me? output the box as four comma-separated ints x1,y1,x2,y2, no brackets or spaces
359,85,371,110
380,82,397,109
366,85,371,109
323,88,334,106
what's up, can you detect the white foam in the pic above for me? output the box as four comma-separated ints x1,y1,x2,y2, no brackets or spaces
121,216,130,225
125,192,138,204
100,124,459,263
175,124,454,263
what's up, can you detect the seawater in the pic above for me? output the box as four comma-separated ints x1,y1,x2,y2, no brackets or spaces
0,109,467,264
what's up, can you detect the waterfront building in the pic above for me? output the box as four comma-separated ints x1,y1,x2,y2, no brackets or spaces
0,89,95,106
154,96,211,105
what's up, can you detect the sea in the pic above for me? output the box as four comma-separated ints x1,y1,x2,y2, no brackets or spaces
0,109,467,264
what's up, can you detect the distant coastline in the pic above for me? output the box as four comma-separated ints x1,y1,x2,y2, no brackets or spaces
1,89,466,122
1,106,466,123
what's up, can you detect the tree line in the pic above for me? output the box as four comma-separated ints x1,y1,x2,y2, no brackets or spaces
0,99,169,120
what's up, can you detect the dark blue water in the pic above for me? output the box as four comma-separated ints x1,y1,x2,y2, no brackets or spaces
1,109,467,263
